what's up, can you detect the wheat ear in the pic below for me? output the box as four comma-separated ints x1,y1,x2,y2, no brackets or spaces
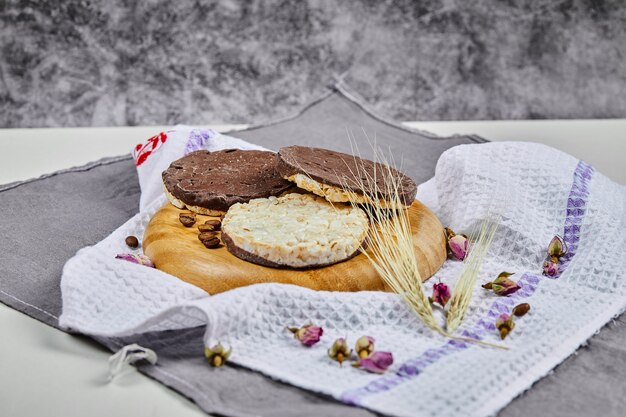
337,141,506,349
446,214,500,332
335,147,445,335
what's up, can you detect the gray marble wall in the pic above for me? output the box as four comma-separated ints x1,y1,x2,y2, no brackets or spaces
1,0,625,127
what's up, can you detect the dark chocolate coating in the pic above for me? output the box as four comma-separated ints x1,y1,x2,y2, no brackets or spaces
221,230,363,270
162,149,293,212
276,146,417,205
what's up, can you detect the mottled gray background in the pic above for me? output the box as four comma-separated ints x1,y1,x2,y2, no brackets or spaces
1,0,625,128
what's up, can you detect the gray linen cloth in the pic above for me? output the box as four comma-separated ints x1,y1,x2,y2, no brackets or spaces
1,86,624,417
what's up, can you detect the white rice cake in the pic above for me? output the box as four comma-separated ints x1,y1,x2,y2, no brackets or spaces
222,193,369,268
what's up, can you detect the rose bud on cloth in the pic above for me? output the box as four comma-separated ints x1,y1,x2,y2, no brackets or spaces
430,282,451,307
543,260,559,277
328,337,352,365
543,235,567,276
204,343,232,367
482,272,521,296
547,235,567,258
353,351,394,374
444,227,469,261
288,324,323,347
355,336,375,359
449,235,469,261
115,253,155,268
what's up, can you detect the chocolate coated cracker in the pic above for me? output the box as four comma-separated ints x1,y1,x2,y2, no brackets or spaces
162,149,293,212
276,146,417,205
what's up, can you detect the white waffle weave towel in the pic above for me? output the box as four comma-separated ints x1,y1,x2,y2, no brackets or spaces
60,126,626,417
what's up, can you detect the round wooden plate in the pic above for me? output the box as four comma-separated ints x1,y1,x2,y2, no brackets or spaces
143,201,447,294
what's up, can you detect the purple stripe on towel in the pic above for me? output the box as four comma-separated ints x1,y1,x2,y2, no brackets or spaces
185,129,218,154
341,161,594,406
551,161,593,279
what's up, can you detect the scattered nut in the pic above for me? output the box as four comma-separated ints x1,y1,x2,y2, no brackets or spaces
125,235,139,248
512,303,531,317
198,224,218,233
199,233,221,249
198,232,218,241
198,224,214,233
204,219,222,231
179,212,196,227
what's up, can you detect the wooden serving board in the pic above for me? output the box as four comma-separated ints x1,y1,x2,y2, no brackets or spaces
143,201,447,295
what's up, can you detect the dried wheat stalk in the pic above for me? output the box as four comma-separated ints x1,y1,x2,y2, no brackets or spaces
446,213,500,332
335,143,506,349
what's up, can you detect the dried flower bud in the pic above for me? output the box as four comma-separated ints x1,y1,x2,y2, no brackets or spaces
355,336,375,359
547,235,567,258
288,324,323,347
512,303,531,317
204,342,232,367
353,351,394,374
496,313,515,340
115,253,155,268
543,260,558,277
328,337,352,365
483,272,520,296
444,227,469,261
431,282,451,307
448,235,469,261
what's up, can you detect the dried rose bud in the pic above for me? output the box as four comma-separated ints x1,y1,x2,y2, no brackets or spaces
179,212,196,227
204,342,232,367
328,337,352,365
547,235,567,258
431,282,451,307
353,351,394,374
288,324,323,347
448,235,469,261
512,303,531,317
444,227,469,261
482,272,520,296
115,253,155,268
355,336,375,359
496,313,515,340
543,260,558,277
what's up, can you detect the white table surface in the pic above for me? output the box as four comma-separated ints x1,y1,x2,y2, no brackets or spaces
0,120,625,417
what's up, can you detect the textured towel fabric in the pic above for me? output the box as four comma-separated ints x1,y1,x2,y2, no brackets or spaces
2,89,626,417
60,126,626,417
1,89,487,417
